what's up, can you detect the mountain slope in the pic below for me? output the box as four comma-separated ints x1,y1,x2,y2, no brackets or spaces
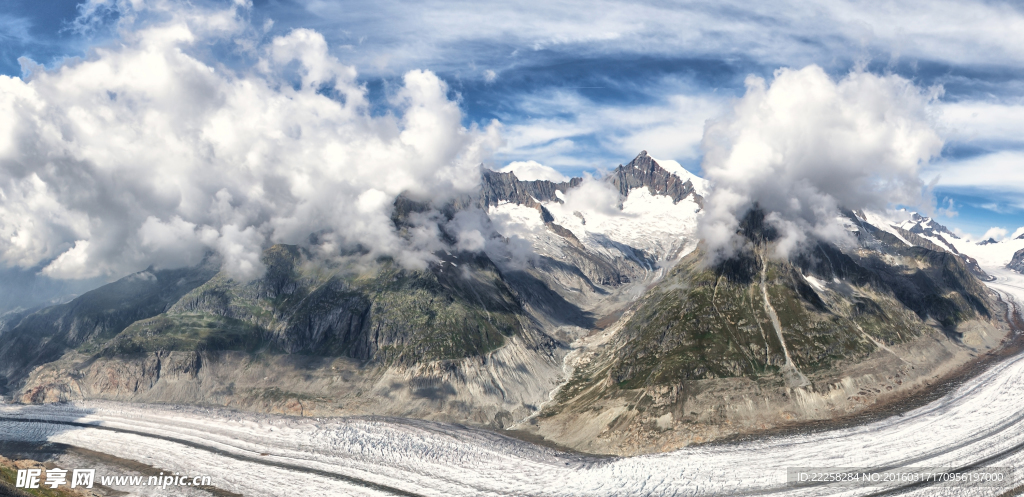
518,208,1008,454
0,262,219,390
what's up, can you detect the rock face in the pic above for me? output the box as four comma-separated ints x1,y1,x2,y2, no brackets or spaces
887,212,992,281
609,151,702,206
1010,248,1024,273
478,169,582,210
161,246,525,363
898,212,959,240
611,210,993,385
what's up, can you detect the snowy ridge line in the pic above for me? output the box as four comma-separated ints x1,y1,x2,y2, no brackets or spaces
0,416,422,497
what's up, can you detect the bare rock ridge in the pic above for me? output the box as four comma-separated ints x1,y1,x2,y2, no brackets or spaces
479,150,703,211
610,150,703,206
891,211,992,281
900,212,959,240
1010,248,1024,273
478,170,582,210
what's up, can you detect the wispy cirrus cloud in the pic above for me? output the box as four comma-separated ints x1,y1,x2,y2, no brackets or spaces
494,85,726,174
0,14,34,44
288,0,1024,79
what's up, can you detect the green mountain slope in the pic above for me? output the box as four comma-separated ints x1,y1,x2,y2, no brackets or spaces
521,209,1006,454
0,262,219,389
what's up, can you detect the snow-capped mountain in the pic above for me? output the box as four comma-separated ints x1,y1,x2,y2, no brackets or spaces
0,151,1012,458
484,150,705,276
862,209,1024,271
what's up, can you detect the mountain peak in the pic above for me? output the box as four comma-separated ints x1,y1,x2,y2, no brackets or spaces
611,151,703,206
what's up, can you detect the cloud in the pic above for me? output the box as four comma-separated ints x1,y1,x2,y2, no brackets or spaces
497,88,724,170
499,160,569,182
0,0,499,281
981,227,1008,241
0,15,34,45
926,151,1024,193
1013,226,1024,240
698,65,943,260
289,0,1024,78
938,102,1024,145
561,174,625,217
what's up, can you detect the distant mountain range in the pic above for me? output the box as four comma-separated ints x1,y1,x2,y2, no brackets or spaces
0,151,1016,455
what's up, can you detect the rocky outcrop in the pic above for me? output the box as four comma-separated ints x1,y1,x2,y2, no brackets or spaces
901,212,960,240
609,151,703,206
478,169,582,209
1010,248,1024,273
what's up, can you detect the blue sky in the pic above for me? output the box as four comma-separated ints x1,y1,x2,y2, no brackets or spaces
1,0,1022,249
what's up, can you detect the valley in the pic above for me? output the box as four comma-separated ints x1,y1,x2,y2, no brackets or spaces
0,152,1020,464
1,261,1022,496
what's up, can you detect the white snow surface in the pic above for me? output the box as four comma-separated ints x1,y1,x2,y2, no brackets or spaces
858,210,914,247
489,187,702,268
650,157,710,197
951,236,1024,268
499,161,570,183
3,266,1024,496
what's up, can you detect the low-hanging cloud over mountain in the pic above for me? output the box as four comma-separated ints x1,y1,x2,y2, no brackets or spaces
0,0,500,281
698,65,944,261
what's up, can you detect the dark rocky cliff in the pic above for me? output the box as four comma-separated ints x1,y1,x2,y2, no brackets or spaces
609,151,703,206
1010,248,1024,273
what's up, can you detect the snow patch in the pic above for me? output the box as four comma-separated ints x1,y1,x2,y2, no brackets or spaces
651,156,709,196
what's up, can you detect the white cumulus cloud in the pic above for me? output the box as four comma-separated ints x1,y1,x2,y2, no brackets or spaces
698,65,944,260
981,227,1009,241
0,0,500,281
498,160,569,182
